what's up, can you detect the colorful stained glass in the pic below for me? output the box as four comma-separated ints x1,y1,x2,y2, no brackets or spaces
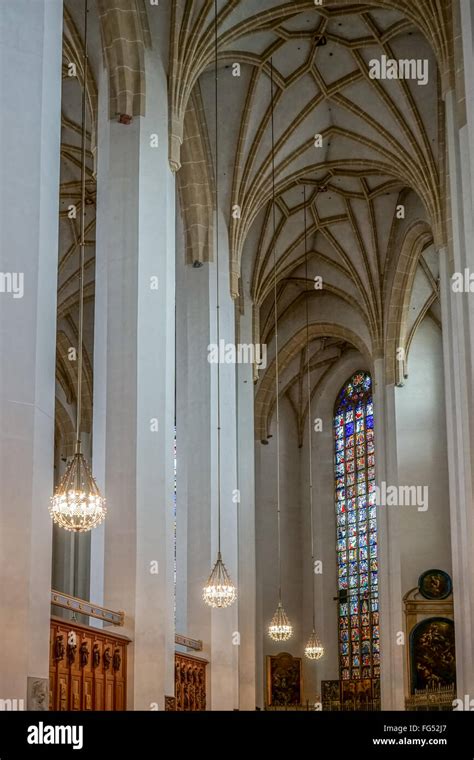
334,371,378,683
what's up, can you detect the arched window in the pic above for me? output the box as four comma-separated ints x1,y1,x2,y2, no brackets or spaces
334,371,379,682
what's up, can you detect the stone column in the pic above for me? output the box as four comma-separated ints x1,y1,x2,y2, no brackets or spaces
175,208,240,710
0,0,63,705
89,63,109,624
439,251,474,698
460,0,474,219
373,359,405,710
92,48,175,708
440,53,474,692
236,295,257,710
175,210,212,671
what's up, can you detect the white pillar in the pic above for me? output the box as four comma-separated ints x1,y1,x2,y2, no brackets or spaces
460,0,474,220
210,215,240,710
440,60,474,692
175,209,239,710
90,65,109,621
92,49,175,709
0,0,63,705
440,246,474,697
373,360,405,710
236,297,257,710
175,211,212,668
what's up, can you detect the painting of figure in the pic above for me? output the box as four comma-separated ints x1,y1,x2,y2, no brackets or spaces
418,570,452,600
266,653,302,706
410,617,456,692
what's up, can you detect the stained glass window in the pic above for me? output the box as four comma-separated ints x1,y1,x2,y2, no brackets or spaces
334,372,379,681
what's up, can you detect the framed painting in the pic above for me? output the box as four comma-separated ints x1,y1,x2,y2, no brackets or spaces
410,617,456,692
266,652,302,706
321,679,340,709
341,679,373,709
418,570,452,600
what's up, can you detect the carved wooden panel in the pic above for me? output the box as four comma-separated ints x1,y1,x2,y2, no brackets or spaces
175,653,207,711
49,618,129,711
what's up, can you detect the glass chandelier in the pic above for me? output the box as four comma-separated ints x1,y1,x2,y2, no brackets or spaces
305,629,324,660
203,552,237,608
50,0,106,533
50,441,106,532
302,186,324,661
267,59,292,642
203,0,236,608
269,602,293,642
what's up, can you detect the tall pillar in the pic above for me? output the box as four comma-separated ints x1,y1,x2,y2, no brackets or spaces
92,48,175,708
0,0,63,704
236,295,257,710
175,208,239,710
373,359,405,710
90,65,109,623
175,210,212,673
440,46,474,690
460,0,474,220
439,251,474,697
209,214,239,710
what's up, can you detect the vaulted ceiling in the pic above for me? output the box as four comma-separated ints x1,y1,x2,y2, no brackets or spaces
175,1,449,437
55,0,454,440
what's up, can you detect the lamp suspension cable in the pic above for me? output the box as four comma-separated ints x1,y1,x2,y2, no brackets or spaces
49,0,106,533
76,0,88,457
304,187,315,629
268,59,292,642
215,0,222,557
202,0,237,608
303,185,324,660
271,59,282,606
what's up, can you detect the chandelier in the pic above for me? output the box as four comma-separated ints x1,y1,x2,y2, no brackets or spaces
203,0,236,608
302,185,324,661
50,442,106,532
266,59,293,641
203,552,237,608
50,0,106,532
268,602,293,642
305,629,324,660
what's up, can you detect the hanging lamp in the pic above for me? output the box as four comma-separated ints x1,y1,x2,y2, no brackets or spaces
202,0,236,609
50,0,106,533
267,59,293,642
302,186,324,660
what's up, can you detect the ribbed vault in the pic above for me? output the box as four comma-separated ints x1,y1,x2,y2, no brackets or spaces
172,0,447,435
